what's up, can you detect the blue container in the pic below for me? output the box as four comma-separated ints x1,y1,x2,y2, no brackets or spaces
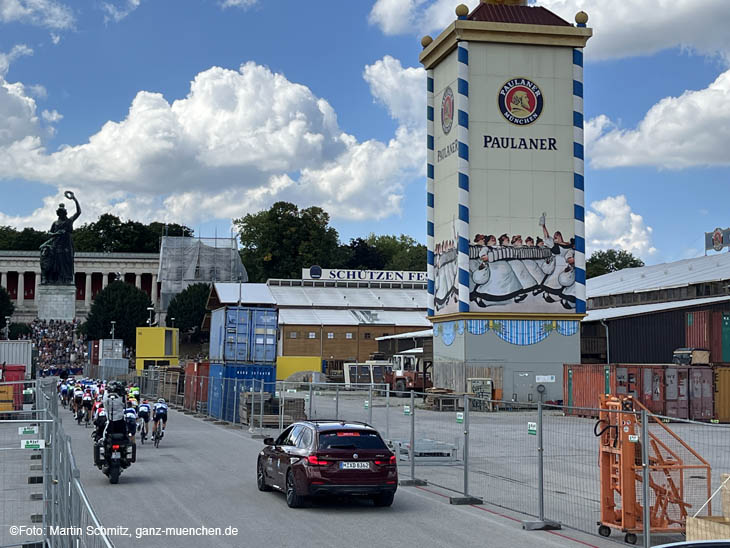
209,306,277,363
207,364,225,419
208,364,276,422
249,309,278,363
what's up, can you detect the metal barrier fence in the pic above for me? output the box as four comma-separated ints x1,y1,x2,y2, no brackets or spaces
109,370,730,547
0,378,114,548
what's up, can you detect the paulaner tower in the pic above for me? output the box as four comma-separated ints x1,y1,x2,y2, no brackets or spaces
421,0,591,401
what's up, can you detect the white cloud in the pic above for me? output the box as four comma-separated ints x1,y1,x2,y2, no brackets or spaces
587,70,730,169
0,59,426,227
369,0,479,36
220,0,257,9
585,195,656,258
101,0,141,23
50,32,60,44
28,84,47,98
540,0,730,62
0,0,74,30
41,108,62,122
370,0,730,63
0,79,42,147
0,44,33,77
363,55,425,128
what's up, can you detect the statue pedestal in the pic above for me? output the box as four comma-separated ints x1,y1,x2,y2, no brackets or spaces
37,285,76,321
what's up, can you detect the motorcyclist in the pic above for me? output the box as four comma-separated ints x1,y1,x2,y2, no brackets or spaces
101,381,127,440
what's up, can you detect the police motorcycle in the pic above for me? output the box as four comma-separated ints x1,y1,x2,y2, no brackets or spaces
93,382,135,484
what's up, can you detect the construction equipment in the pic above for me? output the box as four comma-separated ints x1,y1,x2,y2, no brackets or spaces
383,349,432,395
595,394,712,544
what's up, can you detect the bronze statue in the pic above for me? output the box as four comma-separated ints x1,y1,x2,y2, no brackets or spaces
40,191,81,285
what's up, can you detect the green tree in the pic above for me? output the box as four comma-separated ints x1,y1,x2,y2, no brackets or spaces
586,249,645,279
234,202,341,282
165,283,210,340
367,234,427,271
84,281,153,347
343,238,386,270
73,214,193,253
0,287,14,336
9,322,31,340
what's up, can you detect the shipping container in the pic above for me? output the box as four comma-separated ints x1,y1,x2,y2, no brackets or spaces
0,364,27,410
0,341,32,378
710,312,730,363
715,367,730,423
90,340,100,366
184,361,210,412
686,311,711,350
563,364,613,414
639,365,665,415
250,309,277,362
688,366,714,421
207,363,276,422
664,366,689,420
209,306,277,363
99,339,124,360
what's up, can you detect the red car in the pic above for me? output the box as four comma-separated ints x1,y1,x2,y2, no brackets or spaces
257,420,398,508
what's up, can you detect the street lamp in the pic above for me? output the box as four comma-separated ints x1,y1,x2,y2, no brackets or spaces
3,316,10,340
147,307,155,327
110,321,116,340
170,317,175,328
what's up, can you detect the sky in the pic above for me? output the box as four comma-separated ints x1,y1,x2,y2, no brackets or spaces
0,0,729,266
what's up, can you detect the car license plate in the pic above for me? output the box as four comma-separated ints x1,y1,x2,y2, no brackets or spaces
112,452,120,459
340,462,370,470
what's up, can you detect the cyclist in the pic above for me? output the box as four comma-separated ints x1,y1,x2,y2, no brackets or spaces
137,399,151,441
151,398,168,440
129,383,140,401
81,389,94,425
124,403,138,443
72,385,84,418
59,381,69,406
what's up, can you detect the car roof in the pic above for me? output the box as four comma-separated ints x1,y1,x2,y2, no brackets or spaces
298,420,378,433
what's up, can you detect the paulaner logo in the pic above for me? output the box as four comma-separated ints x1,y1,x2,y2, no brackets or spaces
441,86,454,135
498,78,543,126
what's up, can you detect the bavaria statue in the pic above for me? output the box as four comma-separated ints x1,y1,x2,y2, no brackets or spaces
40,191,81,285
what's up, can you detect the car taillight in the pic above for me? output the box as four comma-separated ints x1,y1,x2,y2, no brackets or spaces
112,445,120,450
307,455,328,466
374,455,396,465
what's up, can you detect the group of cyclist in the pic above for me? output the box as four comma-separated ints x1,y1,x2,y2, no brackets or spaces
57,378,169,446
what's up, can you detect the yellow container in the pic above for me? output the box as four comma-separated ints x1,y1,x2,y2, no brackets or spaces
135,327,179,372
276,356,322,381
716,367,730,423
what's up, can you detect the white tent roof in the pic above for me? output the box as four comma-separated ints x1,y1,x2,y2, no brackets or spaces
587,253,730,298
376,329,433,341
582,295,730,323
277,309,430,327
212,283,276,305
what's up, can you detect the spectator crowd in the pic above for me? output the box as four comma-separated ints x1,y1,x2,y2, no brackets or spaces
23,319,88,376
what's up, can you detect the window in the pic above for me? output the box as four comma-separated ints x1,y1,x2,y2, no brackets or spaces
345,332,353,340
283,425,304,446
289,331,297,339
297,427,313,449
364,333,371,340
327,332,334,339
318,431,388,450
308,332,316,339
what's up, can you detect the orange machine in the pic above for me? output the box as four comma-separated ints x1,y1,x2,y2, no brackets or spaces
595,395,711,545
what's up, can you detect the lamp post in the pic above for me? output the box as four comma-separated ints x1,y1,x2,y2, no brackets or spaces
3,316,10,340
110,321,116,340
147,307,155,327
170,317,175,328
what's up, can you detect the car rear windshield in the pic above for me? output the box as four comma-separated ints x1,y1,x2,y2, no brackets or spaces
318,431,388,450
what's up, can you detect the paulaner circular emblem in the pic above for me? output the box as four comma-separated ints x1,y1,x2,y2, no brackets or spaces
498,78,543,126
441,86,454,135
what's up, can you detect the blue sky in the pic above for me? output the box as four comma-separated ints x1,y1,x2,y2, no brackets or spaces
1,0,729,265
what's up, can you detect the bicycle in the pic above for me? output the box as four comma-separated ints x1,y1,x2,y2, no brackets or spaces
139,421,148,444
152,422,164,448
76,406,85,426
84,408,92,428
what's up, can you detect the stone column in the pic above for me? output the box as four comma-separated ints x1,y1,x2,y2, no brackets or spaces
151,274,158,306
85,273,92,306
135,273,141,289
0,271,6,289
102,273,108,290
17,271,24,306
33,271,40,300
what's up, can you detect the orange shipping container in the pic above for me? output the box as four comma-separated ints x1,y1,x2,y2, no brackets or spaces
183,361,210,412
563,364,615,415
715,367,730,423
685,310,711,350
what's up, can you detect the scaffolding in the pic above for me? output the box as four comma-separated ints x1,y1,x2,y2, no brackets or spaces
157,236,248,311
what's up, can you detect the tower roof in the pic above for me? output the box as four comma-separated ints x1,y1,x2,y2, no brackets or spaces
468,3,571,27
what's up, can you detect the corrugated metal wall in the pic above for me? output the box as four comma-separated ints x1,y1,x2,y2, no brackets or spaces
608,309,685,363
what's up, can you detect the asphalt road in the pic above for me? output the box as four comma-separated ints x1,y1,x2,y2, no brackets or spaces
63,406,616,548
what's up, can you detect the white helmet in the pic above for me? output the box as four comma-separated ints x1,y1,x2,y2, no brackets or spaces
158,398,165,403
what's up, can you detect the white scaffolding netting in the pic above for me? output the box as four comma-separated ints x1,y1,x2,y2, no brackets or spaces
158,236,248,310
